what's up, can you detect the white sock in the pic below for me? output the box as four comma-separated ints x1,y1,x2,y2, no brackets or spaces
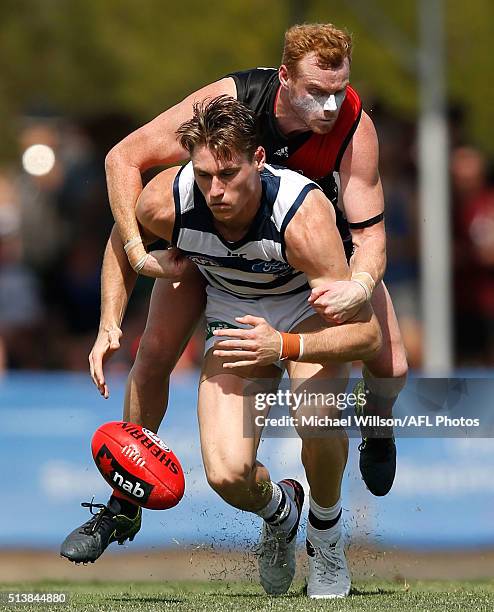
256,481,298,537
256,481,282,520
310,494,341,521
307,494,342,544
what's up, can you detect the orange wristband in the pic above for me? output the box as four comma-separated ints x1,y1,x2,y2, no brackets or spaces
279,332,301,361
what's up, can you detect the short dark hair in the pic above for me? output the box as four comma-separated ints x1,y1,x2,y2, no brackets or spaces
176,95,259,162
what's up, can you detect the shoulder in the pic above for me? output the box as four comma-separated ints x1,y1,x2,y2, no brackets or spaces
136,166,182,226
141,165,182,199
263,165,320,227
354,110,378,142
284,187,334,231
340,110,379,177
226,67,277,83
265,164,318,192
225,68,278,105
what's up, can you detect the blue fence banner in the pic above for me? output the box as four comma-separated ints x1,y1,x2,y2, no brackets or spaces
1,372,494,550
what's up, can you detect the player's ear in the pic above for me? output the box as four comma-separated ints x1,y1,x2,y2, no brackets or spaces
279,65,289,89
254,146,266,171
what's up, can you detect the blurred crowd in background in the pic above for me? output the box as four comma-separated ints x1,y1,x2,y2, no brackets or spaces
0,98,493,374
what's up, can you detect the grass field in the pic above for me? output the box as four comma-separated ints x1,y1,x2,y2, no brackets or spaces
1,580,494,612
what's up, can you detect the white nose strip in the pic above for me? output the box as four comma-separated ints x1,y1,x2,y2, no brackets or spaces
323,94,337,112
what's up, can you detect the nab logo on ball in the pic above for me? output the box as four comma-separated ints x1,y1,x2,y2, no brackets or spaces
91,421,185,510
95,444,154,503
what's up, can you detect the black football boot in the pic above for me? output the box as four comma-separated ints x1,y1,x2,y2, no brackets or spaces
60,497,141,563
354,380,397,496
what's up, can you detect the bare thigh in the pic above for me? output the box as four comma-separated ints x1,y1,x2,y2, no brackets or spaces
287,314,350,402
124,266,207,428
198,349,281,483
137,265,207,368
287,315,349,504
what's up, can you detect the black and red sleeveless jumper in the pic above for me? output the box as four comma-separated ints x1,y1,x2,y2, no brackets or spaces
227,68,362,257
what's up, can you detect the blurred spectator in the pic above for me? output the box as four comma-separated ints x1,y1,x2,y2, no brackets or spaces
16,123,67,270
373,107,423,368
7,107,494,372
0,173,44,370
452,146,494,365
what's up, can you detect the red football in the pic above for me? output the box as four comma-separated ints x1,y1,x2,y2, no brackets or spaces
91,421,185,510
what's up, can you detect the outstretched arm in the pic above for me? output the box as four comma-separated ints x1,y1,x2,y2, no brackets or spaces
104,78,236,276
89,168,186,397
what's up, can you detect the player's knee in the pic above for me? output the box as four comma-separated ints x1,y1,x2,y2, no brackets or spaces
133,331,177,380
205,462,252,500
386,340,409,380
393,352,409,381
365,345,409,382
363,357,408,398
301,436,348,466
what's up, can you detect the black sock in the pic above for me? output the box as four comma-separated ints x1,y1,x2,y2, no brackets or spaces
364,385,395,418
361,383,395,438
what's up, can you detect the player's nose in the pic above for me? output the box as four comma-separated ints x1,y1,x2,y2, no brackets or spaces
210,176,225,198
323,94,337,112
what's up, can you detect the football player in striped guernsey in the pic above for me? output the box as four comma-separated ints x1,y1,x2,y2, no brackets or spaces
98,23,407,502
72,96,381,598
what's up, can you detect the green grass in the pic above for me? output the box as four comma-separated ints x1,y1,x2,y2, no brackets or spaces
1,580,494,612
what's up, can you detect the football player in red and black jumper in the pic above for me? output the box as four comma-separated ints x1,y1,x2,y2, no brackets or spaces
62,23,407,569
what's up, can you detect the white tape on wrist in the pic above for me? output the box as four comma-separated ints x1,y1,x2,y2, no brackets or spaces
124,236,143,254
352,278,371,301
298,334,304,360
357,271,376,289
133,254,149,273
351,272,375,301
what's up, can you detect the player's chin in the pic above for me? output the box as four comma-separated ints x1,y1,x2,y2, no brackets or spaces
310,120,336,134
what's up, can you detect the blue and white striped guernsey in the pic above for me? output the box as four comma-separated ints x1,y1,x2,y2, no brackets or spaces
171,162,321,298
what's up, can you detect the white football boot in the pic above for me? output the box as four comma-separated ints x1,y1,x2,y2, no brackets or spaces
256,479,304,595
306,532,351,598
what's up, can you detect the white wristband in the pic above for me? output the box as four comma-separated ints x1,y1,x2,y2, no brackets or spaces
298,334,304,360
133,254,149,273
124,236,143,254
